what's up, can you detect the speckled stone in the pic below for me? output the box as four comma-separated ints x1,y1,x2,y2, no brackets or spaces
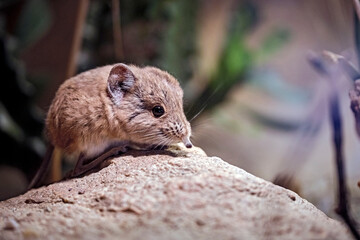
0,146,351,240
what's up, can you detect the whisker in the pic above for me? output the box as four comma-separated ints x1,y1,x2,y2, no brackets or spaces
189,104,207,123
155,137,172,150
142,132,161,138
132,129,155,134
162,139,172,149
186,83,223,119
153,138,165,149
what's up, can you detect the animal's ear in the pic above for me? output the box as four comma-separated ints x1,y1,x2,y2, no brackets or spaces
107,64,135,100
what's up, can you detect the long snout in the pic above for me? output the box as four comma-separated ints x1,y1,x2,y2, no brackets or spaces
182,136,193,148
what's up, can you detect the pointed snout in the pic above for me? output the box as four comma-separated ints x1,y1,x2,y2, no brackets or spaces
182,136,193,148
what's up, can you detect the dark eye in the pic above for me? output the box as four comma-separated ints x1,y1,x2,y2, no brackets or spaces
152,105,165,118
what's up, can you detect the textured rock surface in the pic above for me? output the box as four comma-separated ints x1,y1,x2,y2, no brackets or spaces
0,146,351,240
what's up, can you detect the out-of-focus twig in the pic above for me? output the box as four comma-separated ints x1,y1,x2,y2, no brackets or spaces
353,0,360,23
66,0,90,79
351,3,360,140
323,51,360,81
323,51,360,139
308,53,360,240
349,80,360,138
112,0,123,60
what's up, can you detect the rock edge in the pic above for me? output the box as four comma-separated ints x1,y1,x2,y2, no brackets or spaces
0,147,351,240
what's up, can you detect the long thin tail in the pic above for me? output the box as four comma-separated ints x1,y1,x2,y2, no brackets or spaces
28,144,55,190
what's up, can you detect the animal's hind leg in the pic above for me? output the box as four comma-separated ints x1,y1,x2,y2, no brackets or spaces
50,147,62,182
71,144,128,177
28,144,55,189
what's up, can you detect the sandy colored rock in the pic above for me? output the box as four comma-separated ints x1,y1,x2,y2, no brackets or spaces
0,146,351,240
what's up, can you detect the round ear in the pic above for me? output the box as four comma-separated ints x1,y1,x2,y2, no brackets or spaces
107,64,135,102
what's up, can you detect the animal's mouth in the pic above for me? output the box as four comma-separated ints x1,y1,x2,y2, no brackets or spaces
182,136,193,148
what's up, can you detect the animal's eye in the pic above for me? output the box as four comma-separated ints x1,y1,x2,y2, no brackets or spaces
152,105,165,118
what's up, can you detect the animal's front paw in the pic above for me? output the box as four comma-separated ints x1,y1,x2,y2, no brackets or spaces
111,144,129,156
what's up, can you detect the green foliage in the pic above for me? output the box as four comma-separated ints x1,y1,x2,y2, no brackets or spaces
0,0,49,178
186,2,291,120
211,32,252,90
255,27,290,63
0,33,44,178
0,103,25,142
186,2,257,119
158,0,197,84
14,0,51,51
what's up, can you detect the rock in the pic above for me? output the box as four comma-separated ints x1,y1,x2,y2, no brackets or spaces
0,146,351,240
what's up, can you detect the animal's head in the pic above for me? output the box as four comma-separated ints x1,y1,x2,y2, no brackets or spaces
107,63,192,149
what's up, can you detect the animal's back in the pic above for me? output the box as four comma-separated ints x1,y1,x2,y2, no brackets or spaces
45,65,114,155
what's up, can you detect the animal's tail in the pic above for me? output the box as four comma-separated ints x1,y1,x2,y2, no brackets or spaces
28,144,55,190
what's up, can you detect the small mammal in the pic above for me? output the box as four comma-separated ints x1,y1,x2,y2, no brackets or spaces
29,63,192,188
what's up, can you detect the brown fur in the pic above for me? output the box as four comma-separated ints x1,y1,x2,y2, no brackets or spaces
46,64,192,159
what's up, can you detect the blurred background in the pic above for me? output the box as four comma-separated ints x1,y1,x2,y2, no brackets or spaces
0,0,359,222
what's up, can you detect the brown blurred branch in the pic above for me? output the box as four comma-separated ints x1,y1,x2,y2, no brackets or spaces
112,0,123,60
186,0,234,100
21,0,89,109
67,0,89,79
308,53,360,240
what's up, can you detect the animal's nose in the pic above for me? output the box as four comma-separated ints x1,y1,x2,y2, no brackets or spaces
182,136,193,148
